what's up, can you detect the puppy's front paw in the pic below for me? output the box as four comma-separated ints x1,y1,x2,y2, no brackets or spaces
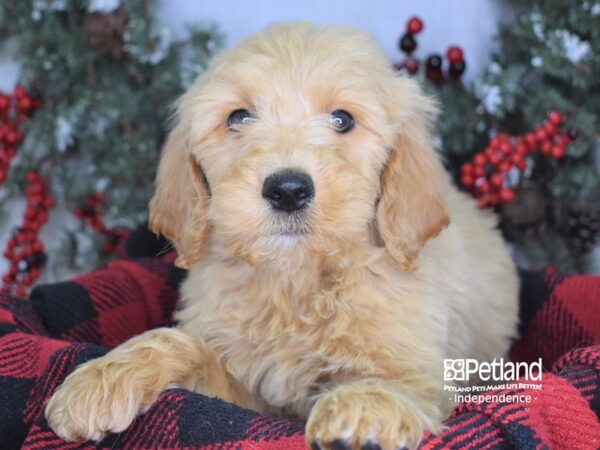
305,380,442,450
45,358,154,442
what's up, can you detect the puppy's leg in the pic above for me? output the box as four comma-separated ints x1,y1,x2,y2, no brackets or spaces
306,376,444,450
45,328,248,442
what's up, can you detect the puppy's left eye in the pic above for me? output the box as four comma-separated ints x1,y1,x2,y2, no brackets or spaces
329,110,354,133
227,109,254,130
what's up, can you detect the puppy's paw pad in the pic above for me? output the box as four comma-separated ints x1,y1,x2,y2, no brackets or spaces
310,438,352,450
329,439,352,450
360,440,382,450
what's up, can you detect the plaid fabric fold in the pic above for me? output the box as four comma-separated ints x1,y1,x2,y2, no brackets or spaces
1,234,599,449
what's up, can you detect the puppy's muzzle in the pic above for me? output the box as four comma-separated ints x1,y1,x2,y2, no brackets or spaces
262,169,314,213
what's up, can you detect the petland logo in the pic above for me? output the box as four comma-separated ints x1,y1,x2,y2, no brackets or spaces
444,358,542,382
443,358,543,404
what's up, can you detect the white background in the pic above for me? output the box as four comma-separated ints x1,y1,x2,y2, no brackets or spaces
156,0,507,81
1,0,508,90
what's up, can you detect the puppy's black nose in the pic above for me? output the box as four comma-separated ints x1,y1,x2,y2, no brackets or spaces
262,169,315,213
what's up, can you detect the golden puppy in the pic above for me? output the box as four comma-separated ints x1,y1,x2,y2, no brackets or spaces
45,23,518,450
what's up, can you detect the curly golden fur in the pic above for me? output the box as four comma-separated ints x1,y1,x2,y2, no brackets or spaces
46,23,519,450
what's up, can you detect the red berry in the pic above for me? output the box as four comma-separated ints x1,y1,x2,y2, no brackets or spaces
473,153,486,167
540,140,552,155
0,95,10,111
477,181,490,194
543,121,556,135
461,174,474,187
403,58,419,74
556,133,570,147
516,159,527,171
489,136,500,149
497,160,510,173
488,152,501,167
484,146,495,157
490,173,504,188
499,142,512,155
29,185,42,196
477,197,489,209
17,97,32,112
497,133,510,143
548,110,563,125
6,130,23,145
14,85,26,99
461,162,473,174
446,46,464,64
551,145,565,159
510,153,524,165
407,16,424,35
535,128,548,142
514,141,528,155
524,132,537,149
499,187,515,203
474,166,485,177
31,195,43,206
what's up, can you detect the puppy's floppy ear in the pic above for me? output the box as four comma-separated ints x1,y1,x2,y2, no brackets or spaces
377,77,450,271
149,112,210,269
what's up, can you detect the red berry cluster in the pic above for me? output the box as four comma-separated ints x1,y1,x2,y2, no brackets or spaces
0,86,40,184
445,46,466,80
1,172,54,297
75,193,130,253
396,17,424,74
395,16,466,83
460,111,571,208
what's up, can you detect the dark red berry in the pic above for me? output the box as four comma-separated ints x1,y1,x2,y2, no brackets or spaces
446,46,464,63
407,17,424,34
399,33,417,54
548,110,563,125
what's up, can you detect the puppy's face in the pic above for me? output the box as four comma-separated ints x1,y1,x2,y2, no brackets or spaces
150,24,449,270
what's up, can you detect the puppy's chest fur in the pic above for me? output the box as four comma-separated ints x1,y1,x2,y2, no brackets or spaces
177,253,442,418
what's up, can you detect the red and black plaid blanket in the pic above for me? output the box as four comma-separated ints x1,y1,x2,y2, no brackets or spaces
1,228,599,449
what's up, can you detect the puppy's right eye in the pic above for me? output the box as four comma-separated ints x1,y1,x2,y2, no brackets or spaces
227,109,254,130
